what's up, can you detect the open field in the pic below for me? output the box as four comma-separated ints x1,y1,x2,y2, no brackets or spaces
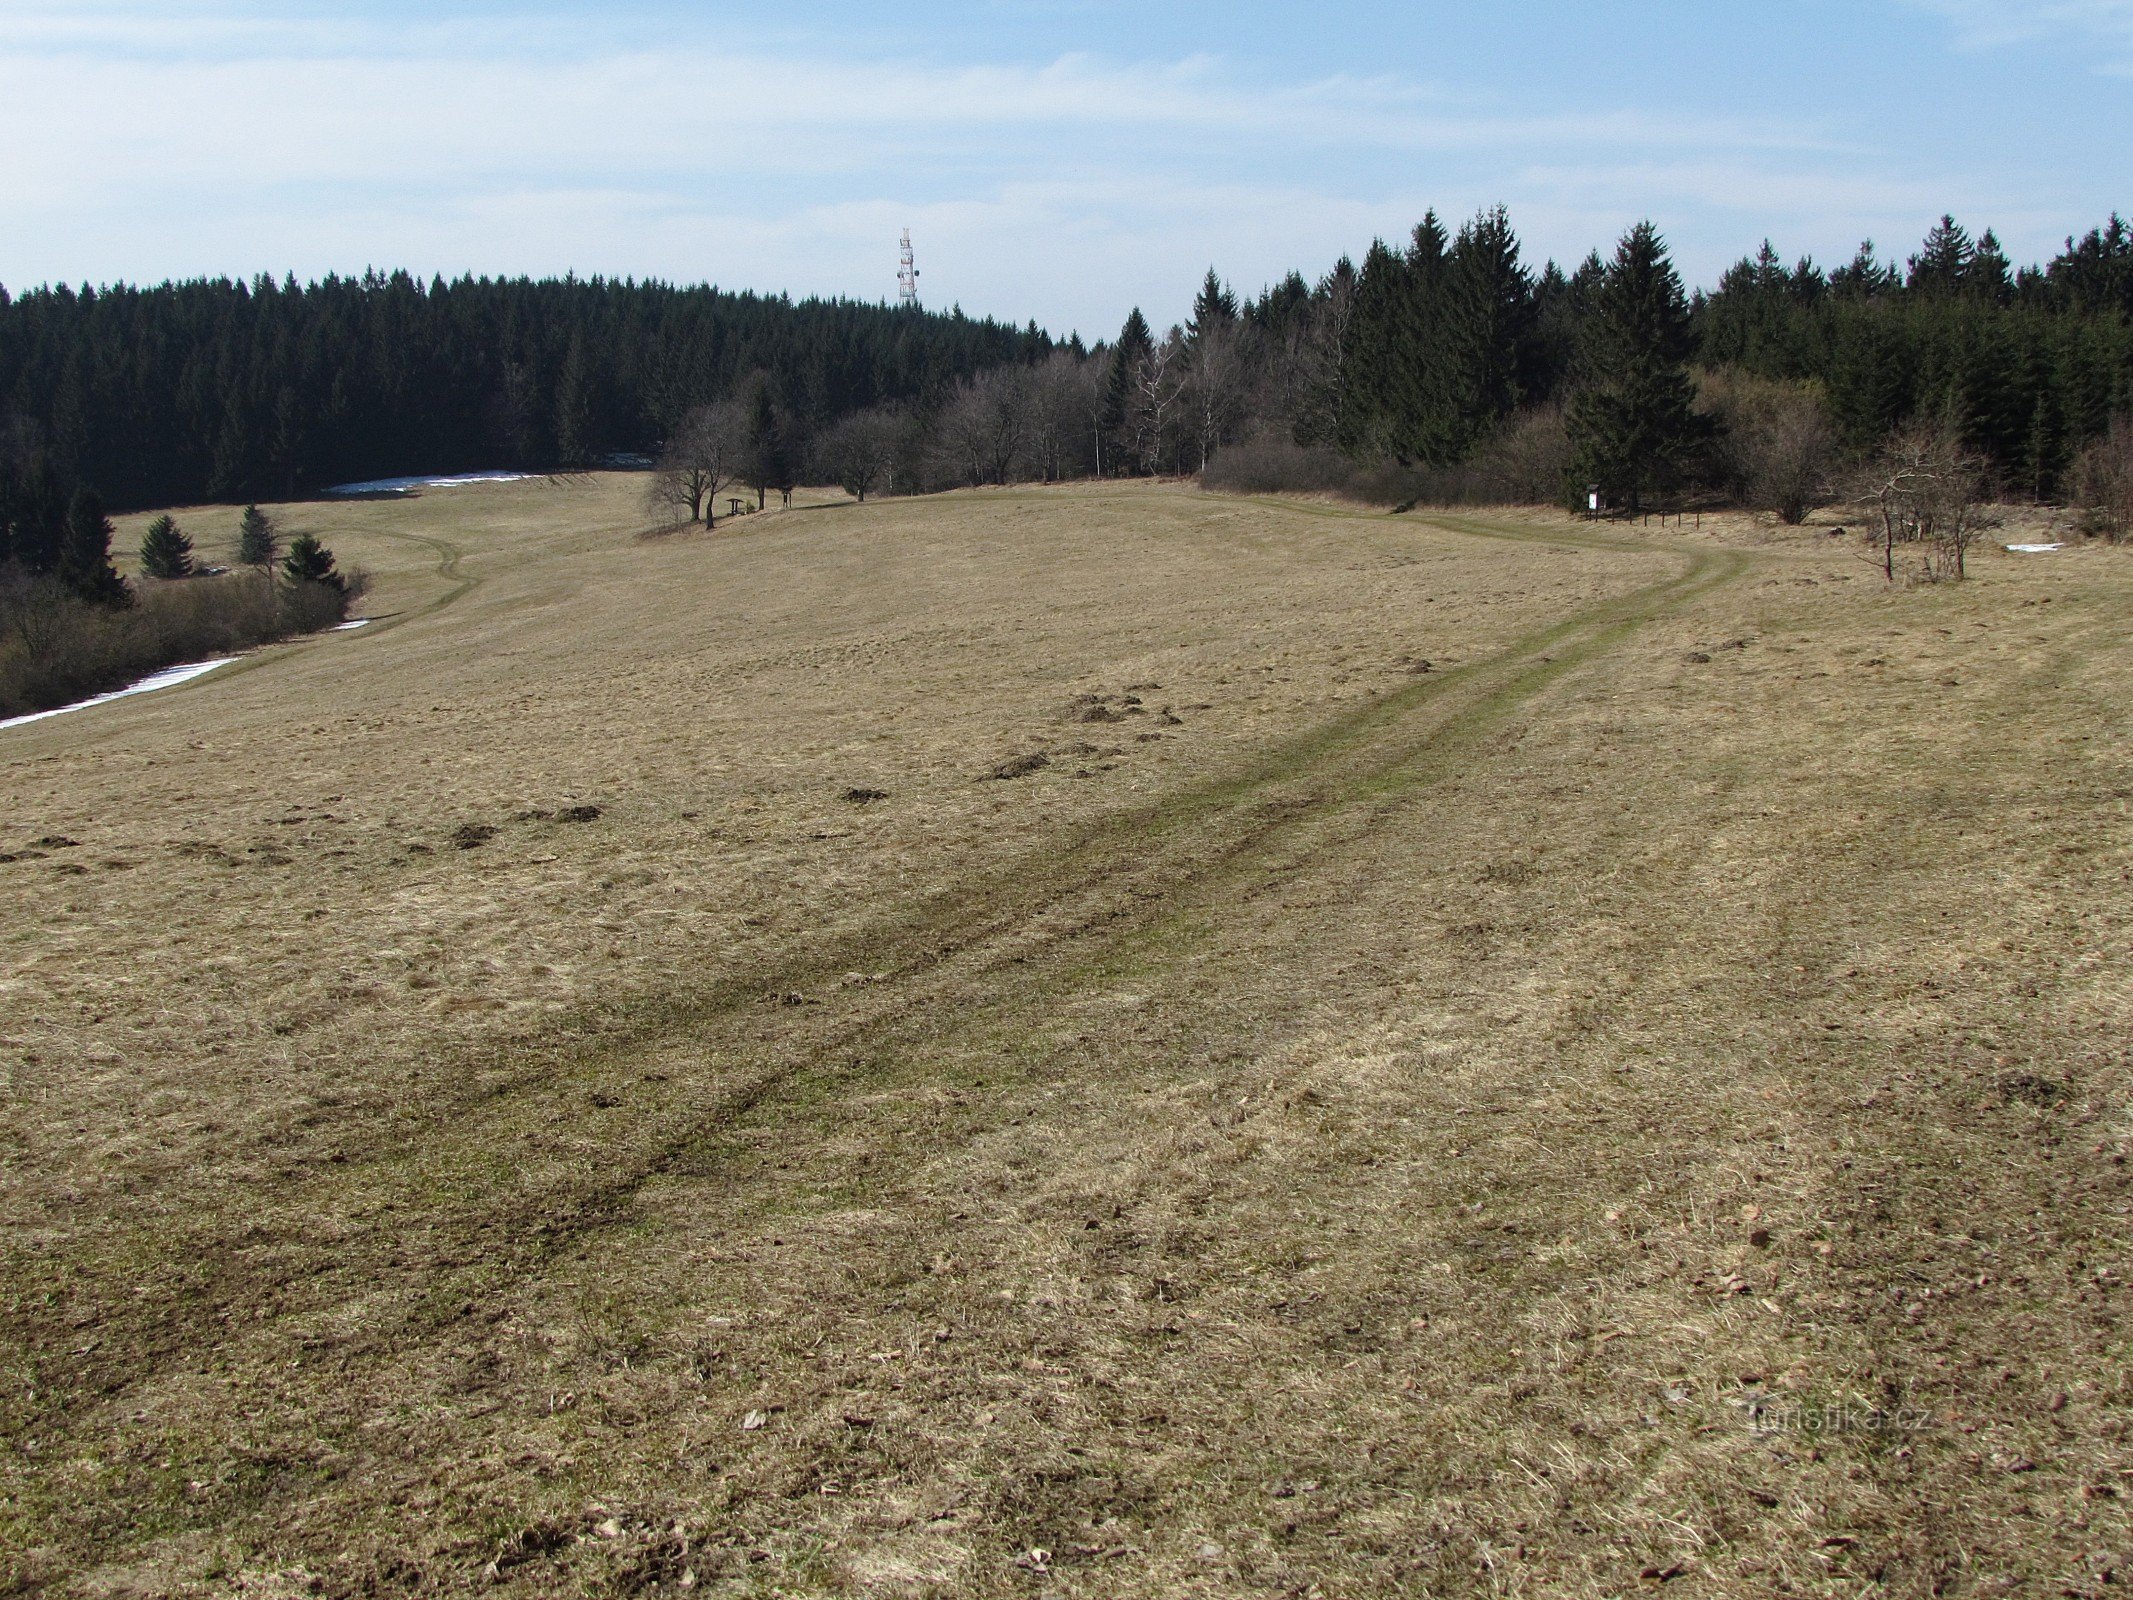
3,476,2130,1597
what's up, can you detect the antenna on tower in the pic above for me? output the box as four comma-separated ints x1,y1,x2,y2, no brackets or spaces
898,228,920,308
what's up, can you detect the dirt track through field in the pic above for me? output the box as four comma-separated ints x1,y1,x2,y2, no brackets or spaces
6,517,1725,1406
2,509,1739,1578
7,485,2129,1598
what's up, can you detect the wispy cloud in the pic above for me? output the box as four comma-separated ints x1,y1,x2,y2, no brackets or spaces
0,1,2108,328
0,8,1834,179
1905,0,2133,70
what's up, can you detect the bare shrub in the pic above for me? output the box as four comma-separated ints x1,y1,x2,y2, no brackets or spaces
1201,406,1570,509
1199,430,1421,504
1457,406,1575,504
1856,424,1991,582
2070,417,2133,540
1702,371,1838,523
0,566,351,718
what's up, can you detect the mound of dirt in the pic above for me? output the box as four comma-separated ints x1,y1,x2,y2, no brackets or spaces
1066,691,1149,724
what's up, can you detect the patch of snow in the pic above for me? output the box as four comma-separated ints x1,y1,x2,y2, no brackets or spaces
2005,542,2066,553
330,618,373,631
1,657,232,731
324,470,533,496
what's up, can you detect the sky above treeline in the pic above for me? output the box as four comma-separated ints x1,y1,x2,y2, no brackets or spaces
2,0,2128,339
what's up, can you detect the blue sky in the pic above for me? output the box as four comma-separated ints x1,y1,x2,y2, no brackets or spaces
1,0,2127,337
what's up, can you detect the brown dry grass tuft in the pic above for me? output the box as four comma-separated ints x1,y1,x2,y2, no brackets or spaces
3,479,2129,1597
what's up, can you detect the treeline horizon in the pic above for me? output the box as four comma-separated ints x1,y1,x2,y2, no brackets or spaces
4,209,2132,536
768,208,2132,526
0,271,1055,519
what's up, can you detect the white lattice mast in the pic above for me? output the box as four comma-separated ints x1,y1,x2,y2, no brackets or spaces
898,228,920,308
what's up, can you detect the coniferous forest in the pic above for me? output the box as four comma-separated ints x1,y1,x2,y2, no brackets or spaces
1165,209,2133,515
0,273,1053,517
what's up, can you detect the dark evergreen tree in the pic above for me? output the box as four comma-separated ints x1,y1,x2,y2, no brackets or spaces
1825,307,1916,451
553,332,594,468
1830,240,1900,300
743,383,792,510
139,513,194,579
1246,271,1311,337
1388,212,1457,464
1188,269,1239,340
1522,259,1579,403
1439,205,1534,459
238,504,279,568
0,271,1048,512
1969,229,2015,306
2047,215,2133,316
1567,223,1705,509
1337,238,1413,459
61,487,128,605
1101,308,1155,473
281,532,343,590
1,457,64,572
1908,215,1976,298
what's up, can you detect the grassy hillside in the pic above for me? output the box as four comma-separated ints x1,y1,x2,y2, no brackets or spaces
3,477,2128,1596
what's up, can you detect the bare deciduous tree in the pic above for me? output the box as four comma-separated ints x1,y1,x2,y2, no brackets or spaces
649,401,746,527
814,407,911,502
929,367,1031,487
1127,330,1189,475
1187,318,1256,473
1024,353,1102,483
1290,259,1358,449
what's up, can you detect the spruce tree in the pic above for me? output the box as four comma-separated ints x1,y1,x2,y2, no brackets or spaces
1389,212,1456,464
1969,229,2014,306
139,513,194,579
1101,309,1155,473
1830,240,1900,300
1908,216,1976,298
1188,270,1239,341
60,487,129,605
1522,259,1579,403
2047,215,2133,316
281,532,343,589
1338,239,1412,458
238,504,279,568
1826,307,1916,451
1567,223,1706,510
1440,205,1534,460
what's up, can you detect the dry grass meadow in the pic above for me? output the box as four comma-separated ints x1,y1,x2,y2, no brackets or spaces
2,476,2130,1597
